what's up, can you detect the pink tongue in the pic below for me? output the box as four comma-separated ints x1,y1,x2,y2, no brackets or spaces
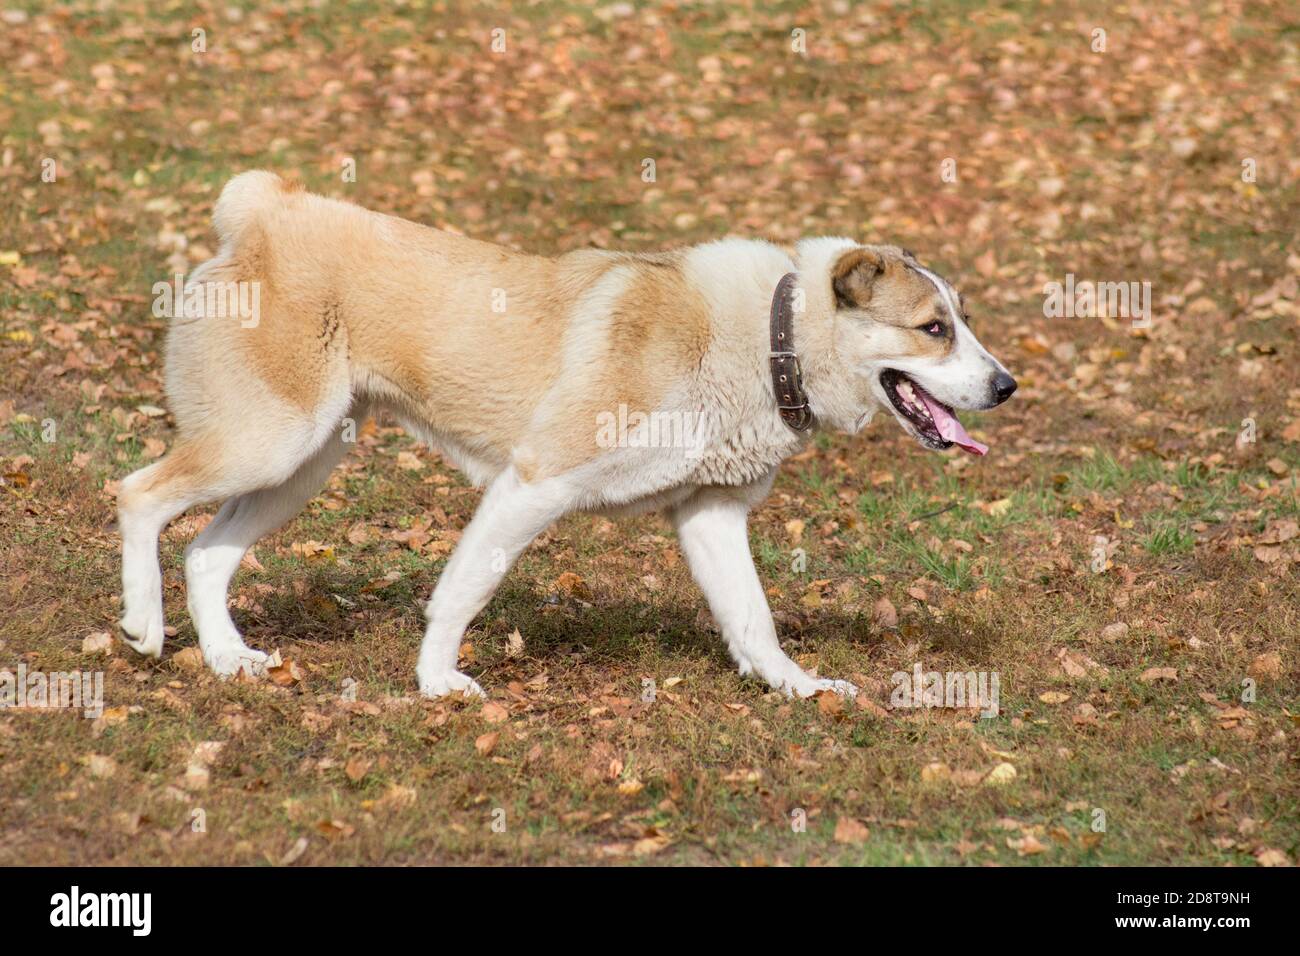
918,390,988,456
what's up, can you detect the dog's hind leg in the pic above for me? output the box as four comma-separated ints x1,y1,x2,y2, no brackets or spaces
184,413,361,676
416,466,573,698
118,396,355,671
669,488,857,699
117,442,214,658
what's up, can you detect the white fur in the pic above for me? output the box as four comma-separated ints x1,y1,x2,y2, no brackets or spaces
416,466,574,697
669,484,856,697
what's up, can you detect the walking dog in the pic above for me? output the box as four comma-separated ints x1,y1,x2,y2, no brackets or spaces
117,171,1016,699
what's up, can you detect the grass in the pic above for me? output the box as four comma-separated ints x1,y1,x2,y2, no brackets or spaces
1142,523,1196,557
1,0,1298,867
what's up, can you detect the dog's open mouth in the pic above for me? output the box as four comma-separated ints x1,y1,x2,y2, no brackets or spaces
880,369,988,456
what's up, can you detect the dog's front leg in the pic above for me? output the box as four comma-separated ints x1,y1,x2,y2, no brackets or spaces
416,466,572,698
670,490,857,699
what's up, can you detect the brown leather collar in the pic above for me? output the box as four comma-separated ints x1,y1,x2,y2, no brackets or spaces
769,272,813,432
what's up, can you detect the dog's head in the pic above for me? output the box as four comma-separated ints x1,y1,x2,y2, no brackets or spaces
818,243,1015,455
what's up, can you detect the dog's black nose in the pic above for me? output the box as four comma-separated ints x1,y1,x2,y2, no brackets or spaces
991,371,1017,405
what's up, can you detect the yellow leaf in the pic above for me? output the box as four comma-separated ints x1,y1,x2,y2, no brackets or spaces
921,762,951,784
984,762,1018,785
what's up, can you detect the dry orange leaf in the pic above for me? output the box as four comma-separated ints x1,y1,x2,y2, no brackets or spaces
833,816,870,845
267,659,302,687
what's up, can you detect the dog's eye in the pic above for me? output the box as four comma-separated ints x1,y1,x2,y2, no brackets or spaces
918,321,944,336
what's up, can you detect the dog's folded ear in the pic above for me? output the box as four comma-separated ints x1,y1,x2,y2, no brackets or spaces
831,247,886,309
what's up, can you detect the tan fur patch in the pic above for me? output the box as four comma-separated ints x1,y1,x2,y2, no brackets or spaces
128,440,211,504
832,246,955,359
524,255,713,479
831,247,885,308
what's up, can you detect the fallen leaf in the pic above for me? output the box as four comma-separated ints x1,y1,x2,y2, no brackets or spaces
375,784,417,811
1056,648,1108,679
91,706,130,737
1139,667,1178,684
82,631,113,654
267,658,303,687
873,596,898,628
1099,622,1129,642
171,646,205,670
1007,833,1048,856
554,571,592,599
921,761,951,783
183,763,210,790
1255,848,1292,867
833,816,870,845
987,498,1013,517
633,833,671,856
1247,652,1282,681
1057,650,1088,678
279,836,309,865
315,818,355,840
817,690,845,718
984,762,1017,785
85,755,117,778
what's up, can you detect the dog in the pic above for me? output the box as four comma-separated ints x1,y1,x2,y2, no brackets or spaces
117,171,1016,699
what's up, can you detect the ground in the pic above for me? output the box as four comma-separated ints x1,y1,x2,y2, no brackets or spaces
1,0,1297,866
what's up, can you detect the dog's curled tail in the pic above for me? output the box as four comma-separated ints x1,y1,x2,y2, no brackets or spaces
212,170,300,249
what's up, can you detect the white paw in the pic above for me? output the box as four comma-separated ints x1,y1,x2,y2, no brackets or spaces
778,670,859,700
809,677,859,698
417,668,486,699
119,612,164,658
203,642,269,678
